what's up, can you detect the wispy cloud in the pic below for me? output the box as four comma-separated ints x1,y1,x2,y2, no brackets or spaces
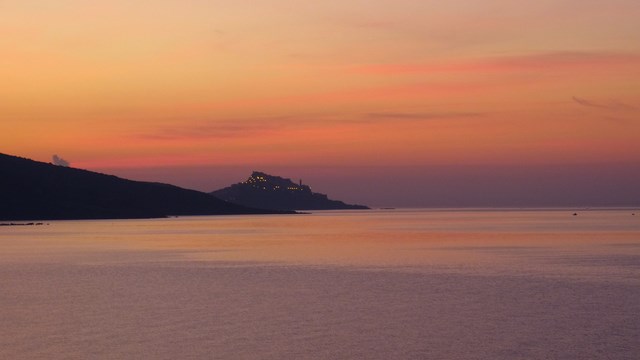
354,51,640,75
136,118,287,141
136,110,487,142
572,97,637,111
366,112,485,121
135,113,342,141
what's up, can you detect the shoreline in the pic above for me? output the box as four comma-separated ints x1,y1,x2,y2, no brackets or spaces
0,222,48,227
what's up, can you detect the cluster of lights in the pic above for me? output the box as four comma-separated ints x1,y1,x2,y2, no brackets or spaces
244,175,267,184
242,174,307,192
245,176,267,184
245,183,304,192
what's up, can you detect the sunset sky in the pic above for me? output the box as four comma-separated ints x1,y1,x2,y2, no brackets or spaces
2,0,639,206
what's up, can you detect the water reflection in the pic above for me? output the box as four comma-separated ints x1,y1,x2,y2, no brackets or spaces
1,209,639,359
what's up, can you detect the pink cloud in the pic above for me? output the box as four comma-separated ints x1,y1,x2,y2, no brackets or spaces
354,51,640,75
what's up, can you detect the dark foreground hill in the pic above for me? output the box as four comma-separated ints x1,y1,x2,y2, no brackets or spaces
211,171,369,211
0,153,286,220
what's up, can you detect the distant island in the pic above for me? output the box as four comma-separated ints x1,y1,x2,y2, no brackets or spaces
0,153,288,221
211,171,369,211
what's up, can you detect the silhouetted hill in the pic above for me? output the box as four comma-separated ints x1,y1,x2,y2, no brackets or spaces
0,153,286,220
211,171,369,211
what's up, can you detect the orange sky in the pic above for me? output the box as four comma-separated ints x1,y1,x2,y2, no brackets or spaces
2,1,639,206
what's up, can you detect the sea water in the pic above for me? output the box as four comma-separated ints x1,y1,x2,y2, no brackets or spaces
1,209,639,359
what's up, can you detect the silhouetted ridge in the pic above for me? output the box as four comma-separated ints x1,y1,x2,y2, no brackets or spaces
211,171,369,211
0,153,287,220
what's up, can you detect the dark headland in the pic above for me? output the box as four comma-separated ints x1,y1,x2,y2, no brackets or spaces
0,153,289,221
211,171,369,211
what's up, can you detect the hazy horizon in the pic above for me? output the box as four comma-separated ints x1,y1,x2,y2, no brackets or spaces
97,162,640,208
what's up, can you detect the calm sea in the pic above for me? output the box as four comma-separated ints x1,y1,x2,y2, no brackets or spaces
1,209,639,359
